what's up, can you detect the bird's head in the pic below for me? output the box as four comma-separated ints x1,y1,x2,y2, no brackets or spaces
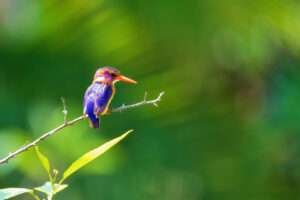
93,66,137,85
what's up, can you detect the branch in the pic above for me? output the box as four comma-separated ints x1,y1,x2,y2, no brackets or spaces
61,97,68,124
0,92,164,165
112,91,165,112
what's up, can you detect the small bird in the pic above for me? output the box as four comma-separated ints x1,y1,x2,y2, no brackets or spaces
83,67,137,128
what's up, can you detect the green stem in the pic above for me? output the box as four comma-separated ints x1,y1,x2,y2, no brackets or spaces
47,194,53,200
29,191,41,200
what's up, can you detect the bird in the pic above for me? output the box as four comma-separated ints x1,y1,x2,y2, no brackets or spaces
83,66,137,128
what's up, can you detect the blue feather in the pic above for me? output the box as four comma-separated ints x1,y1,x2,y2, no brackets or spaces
83,83,114,128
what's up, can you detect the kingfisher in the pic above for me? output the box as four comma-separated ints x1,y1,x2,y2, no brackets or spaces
83,67,137,128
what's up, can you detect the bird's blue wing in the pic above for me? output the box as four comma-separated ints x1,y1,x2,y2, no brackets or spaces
83,84,104,128
83,83,114,128
95,85,113,114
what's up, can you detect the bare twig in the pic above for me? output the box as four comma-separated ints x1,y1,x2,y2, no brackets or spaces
61,97,68,124
112,91,165,112
0,92,164,165
0,115,86,165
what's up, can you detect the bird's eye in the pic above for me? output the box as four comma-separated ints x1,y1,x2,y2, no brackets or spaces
111,73,117,77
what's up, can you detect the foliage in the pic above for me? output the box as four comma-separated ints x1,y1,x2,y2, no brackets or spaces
0,130,132,200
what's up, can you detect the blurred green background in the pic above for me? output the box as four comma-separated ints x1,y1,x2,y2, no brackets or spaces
1,0,300,199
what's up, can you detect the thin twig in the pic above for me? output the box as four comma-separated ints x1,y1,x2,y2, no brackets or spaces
112,91,165,112
61,97,68,124
0,115,86,165
0,92,164,165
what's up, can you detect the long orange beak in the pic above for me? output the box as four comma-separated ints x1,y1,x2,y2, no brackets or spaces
116,75,137,84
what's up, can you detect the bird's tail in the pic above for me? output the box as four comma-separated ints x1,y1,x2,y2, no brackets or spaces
84,101,100,128
88,117,100,128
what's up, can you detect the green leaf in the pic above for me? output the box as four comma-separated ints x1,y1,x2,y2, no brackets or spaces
34,146,52,181
60,129,133,183
0,188,32,199
35,182,68,196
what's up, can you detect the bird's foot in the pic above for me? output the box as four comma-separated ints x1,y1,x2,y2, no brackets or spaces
102,109,111,115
